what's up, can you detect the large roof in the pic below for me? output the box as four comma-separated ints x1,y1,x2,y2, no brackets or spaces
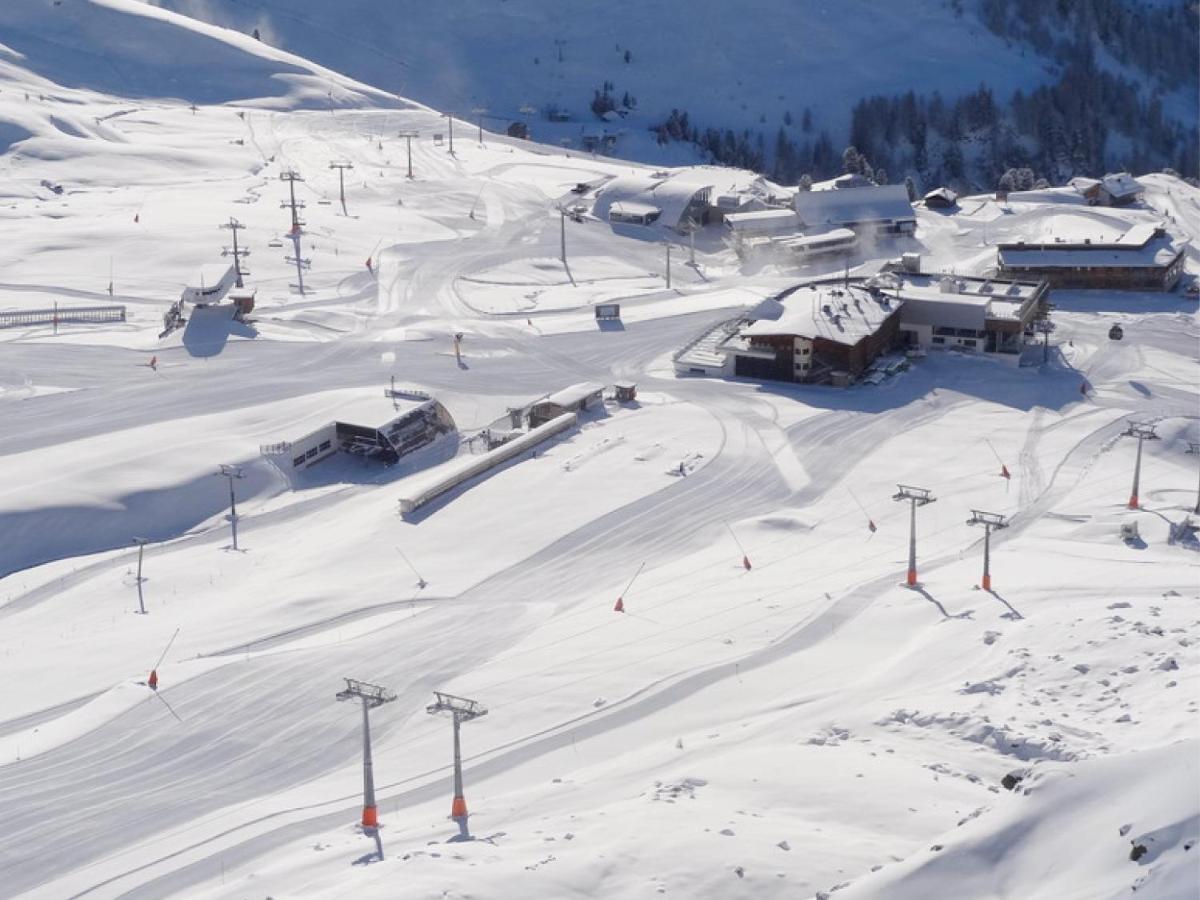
542,382,605,407
723,208,800,232
740,284,900,347
1101,172,1143,198
593,166,771,229
997,225,1185,269
872,272,1042,330
793,183,914,228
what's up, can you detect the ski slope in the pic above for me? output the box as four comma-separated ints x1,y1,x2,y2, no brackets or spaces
0,12,1198,900
131,0,1068,165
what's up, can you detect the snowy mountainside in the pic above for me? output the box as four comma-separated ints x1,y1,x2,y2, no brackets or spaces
0,0,401,118
0,9,1197,900
135,0,1199,185
134,0,1058,160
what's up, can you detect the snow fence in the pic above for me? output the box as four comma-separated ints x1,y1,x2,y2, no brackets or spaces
398,412,577,516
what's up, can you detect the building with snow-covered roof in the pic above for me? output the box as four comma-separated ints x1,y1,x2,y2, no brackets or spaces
720,283,903,383
528,382,605,427
262,395,457,471
593,166,783,232
792,183,916,236
923,187,958,209
592,172,711,231
872,269,1048,356
1070,173,1144,207
1098,173,1143,206
723,208,801,239
996,223,1186,290
608,201,662,226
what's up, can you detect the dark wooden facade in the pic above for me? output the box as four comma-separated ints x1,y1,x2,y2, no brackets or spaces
734,306,903,384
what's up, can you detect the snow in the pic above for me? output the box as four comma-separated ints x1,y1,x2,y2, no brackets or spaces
794,183,915,228
741,283,898,346
0,10,1198,900
128,0,1094,164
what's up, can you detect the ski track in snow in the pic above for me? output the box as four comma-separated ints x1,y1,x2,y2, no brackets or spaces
0,19,1196,899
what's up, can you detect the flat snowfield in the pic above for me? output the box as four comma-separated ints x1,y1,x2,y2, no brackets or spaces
0,14,1197,899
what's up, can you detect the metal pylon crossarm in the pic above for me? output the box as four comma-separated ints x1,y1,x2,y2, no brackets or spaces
337,678,396,833
892,485,935,588
967,510,1009,592
426,691,487,836
1121,421,1160,509
426,691,488,720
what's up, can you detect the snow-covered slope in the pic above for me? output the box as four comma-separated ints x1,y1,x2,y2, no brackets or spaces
0,0,400,115
0,10,1197,900
134,0,1060,160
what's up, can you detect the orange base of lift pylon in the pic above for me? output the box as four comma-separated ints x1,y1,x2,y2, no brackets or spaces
362,805,378,829
982,574,992,592
1128,495,1139,510
451,796,468,818
613,596,625,613
906,569,918,587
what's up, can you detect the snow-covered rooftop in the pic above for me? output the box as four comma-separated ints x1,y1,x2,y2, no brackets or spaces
739,284,900,346
997,225,1186,268
793,183,915,228
542,381,605,407
1101,172,1143,198
871,272,1043,329
723,208,800,232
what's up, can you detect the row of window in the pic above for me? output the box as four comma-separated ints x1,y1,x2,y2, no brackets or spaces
292,440,334,468
931,337,978,348
933,326,984,338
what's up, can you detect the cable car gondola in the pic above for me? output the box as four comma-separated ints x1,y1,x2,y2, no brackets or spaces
1108,324,1124,341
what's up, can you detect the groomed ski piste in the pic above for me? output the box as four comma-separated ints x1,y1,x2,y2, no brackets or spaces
0,4,1198,899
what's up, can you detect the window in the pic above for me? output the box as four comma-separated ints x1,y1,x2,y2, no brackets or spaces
319,441,332,452
962,339,977,348
292,456,305,467
305,447,319,460
932,337,945,345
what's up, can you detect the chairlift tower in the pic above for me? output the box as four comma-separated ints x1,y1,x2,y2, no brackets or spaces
1188,442,1200,516
216,464,245,551
892,485,935,587
966,510,1008,592
398,130,418,179
426,691,488,836
279,170,306,233
219,217,249,288
329,161,354,215
132,537,150,615
442,113,455,156
471,107,487,145
1121,422,1159,509
336,678,397,832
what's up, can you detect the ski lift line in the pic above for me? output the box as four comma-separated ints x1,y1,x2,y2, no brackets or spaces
473,459,1030,668
470,481,1029,680
465,481,1174,712
314,543,1165,774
